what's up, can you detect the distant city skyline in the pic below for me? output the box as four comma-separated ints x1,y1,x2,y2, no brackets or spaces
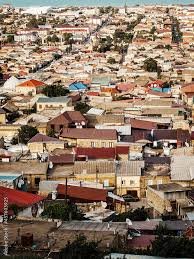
0,0,193,7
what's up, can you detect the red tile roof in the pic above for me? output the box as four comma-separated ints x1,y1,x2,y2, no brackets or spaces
74,147,116,159
130,118,158,130
147,89,171,97
48,111,87,126
116,146,129,154
116,83,136,92
57,184,108,202
0,186,44,215
17,79,45,88
49,154,74,164
182,83,194,93
28,133,63,143
60,128,117,140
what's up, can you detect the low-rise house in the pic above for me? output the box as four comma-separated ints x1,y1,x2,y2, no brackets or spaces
28,133,65,155
182,83,194,105
116,160,145,198
16,79,46,96
68,81,87,92
0,186,44,219
36,96,73,112
147,183,191,218
0,161,48,193
0,108,6,124
47,111,87,133
170,155,194,188
74,147,116,160
73,161,116,189
60,128,118,148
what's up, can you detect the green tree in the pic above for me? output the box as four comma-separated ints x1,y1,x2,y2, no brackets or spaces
63,33,73,44
6,34,14,43
17,125,38,144
107,57,116,64
60,234,103,259
143,58,158,72
150,235,194,258
51,34,59,43
43,85,69,97
110,207,148,222
26,17,38,28
6,111,20,122
42,202,84,221
47,129,56,138
74,102,90,114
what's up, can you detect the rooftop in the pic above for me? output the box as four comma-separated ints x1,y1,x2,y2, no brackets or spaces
37,96,69,103
148,183,190,193
60,128,117,140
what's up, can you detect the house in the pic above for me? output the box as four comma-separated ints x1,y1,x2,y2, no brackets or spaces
14,32,39,43
3,76,20,92
36,96,73,112
73,161,116,189
68,82,87,92
116,160,145,198
28,133,65,155
147,183,191,218
130,118,158,131
16,79,46,96
60,128,117,148
182,83,194,105
0,108,6,124
0,173,23,189
47,111,87,133
146,80,164,89
170,155,194,188
0,162,48,193
57,184,108,202
0,186,44,219
74,147,116,160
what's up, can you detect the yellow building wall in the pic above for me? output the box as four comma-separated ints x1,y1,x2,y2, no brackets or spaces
24,174,47,193
116,176,141,197
140,175,170,198
59,137,117,148
28,142,65,153
147,188,171,215
117,154,129,160
0,114,6,124
37,125,47,135
74,173,116,187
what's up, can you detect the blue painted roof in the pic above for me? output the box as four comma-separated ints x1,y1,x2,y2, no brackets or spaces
69,82,87,91
0,175,20,181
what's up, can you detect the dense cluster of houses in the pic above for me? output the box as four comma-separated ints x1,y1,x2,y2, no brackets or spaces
0,3,194,258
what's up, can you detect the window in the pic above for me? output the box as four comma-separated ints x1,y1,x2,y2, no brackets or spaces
39,105,42,109
60,125,63,129
104,179,109,187
109,142,113,148
130,180,135,185
34,177,40,186
147,180,153,186
91,142,95,147
157,180,163,185
121,180,126,185
102,142,106,148
51,125,54,130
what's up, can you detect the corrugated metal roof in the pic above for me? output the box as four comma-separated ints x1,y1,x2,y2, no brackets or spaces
171,155,194,181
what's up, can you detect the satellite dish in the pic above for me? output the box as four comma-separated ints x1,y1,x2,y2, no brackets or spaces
126,218,132,225
18,179,24,188
101,201,107,209
49,161,53,169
